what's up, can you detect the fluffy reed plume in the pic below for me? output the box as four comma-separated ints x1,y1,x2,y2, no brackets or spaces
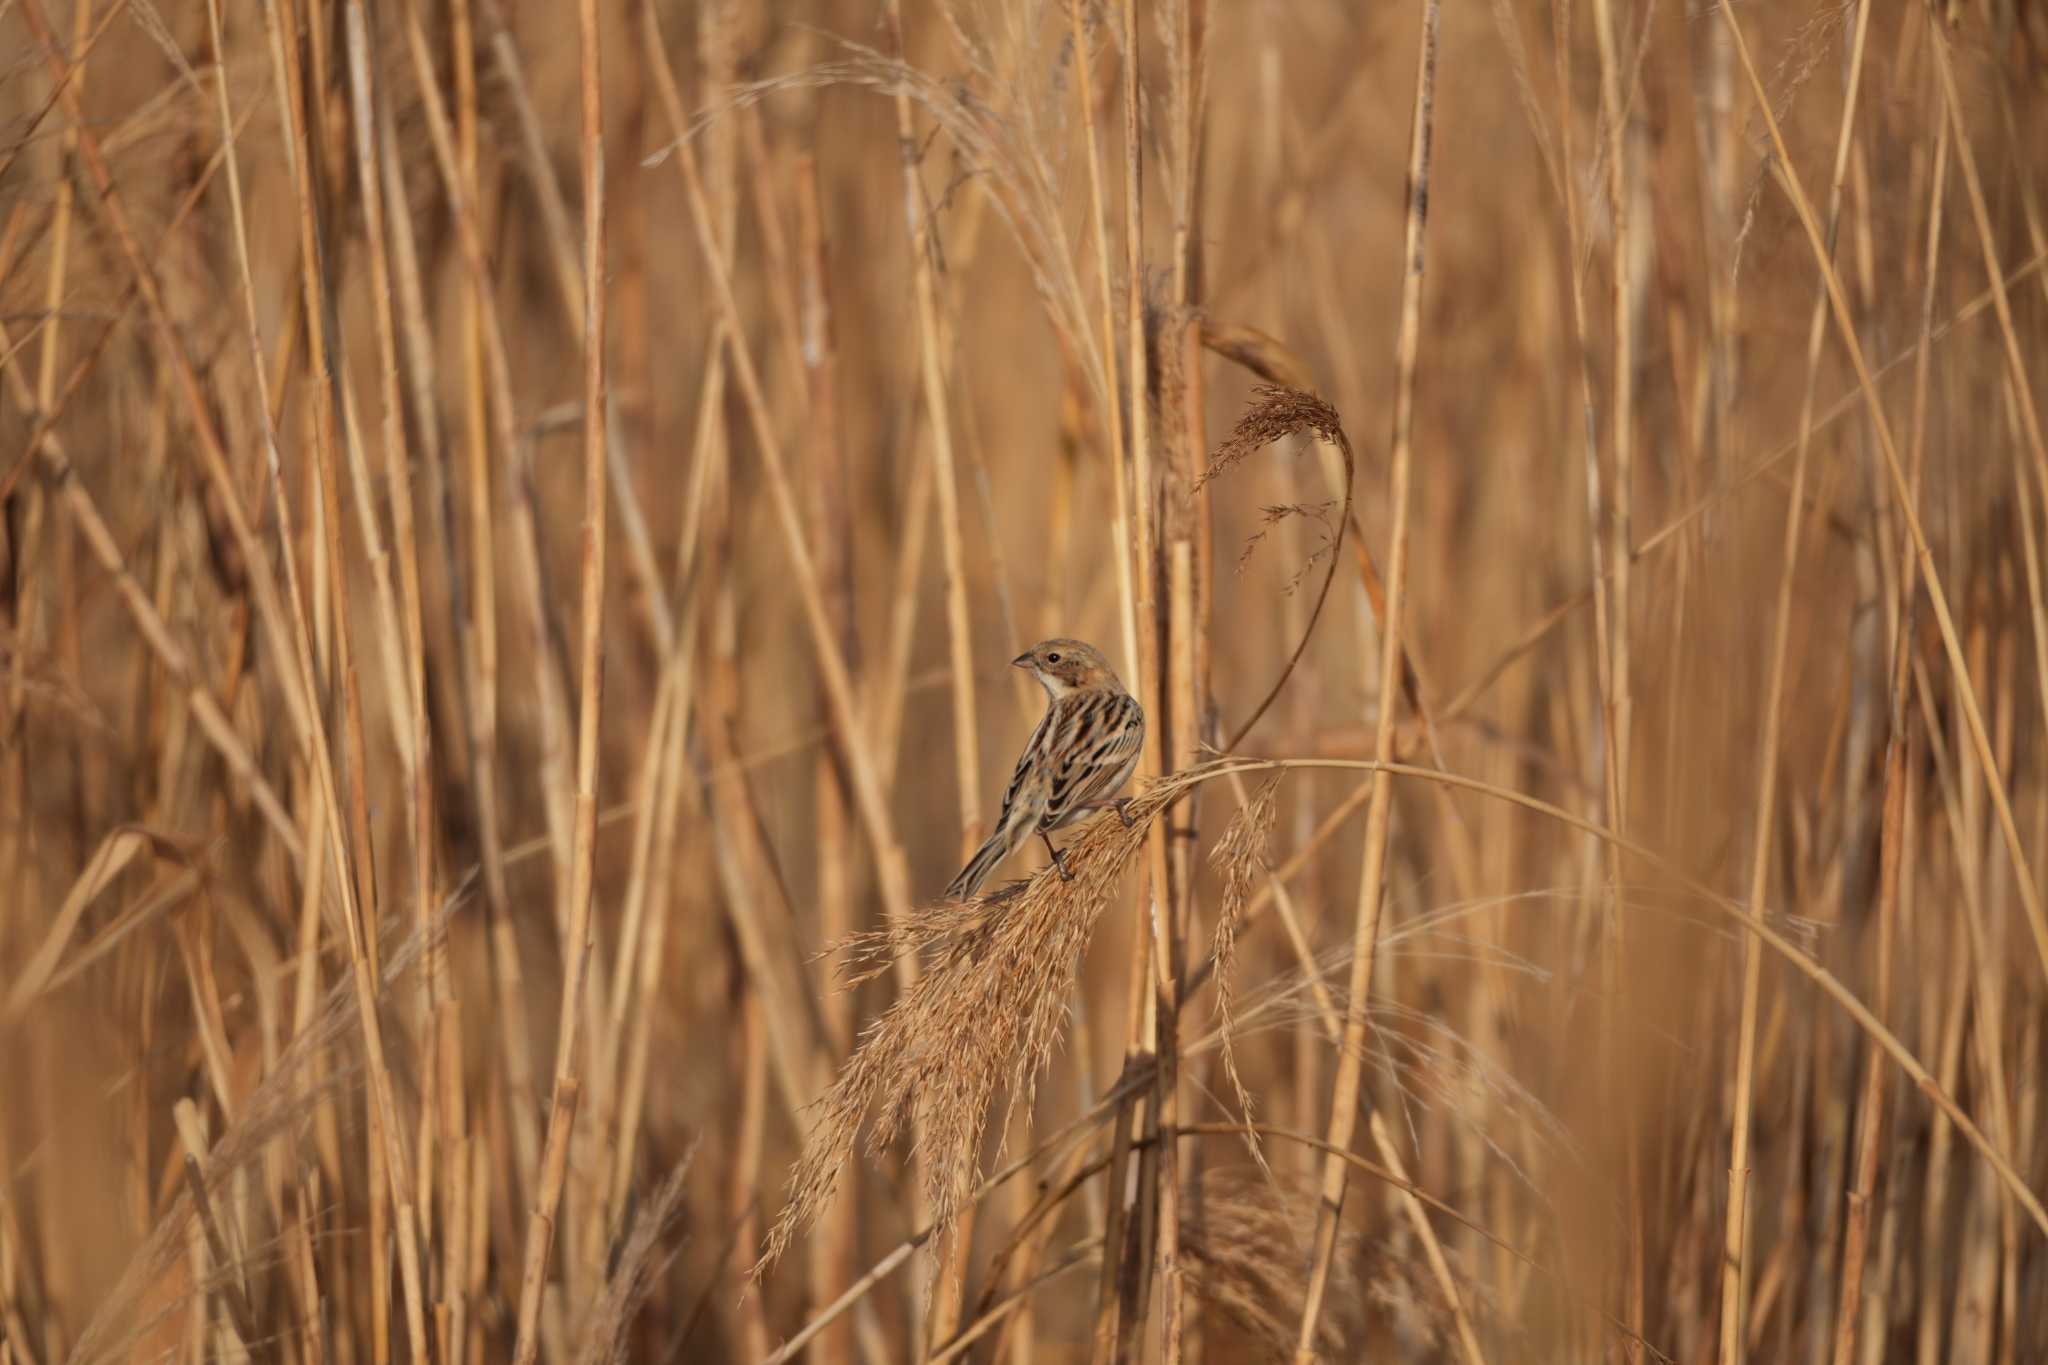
1197,922,1574,1186
1186,1168,1496,1360
1364,1222,1489,1359
572,1153,696,1365
1179,1170,1364,1360
755,787,1169,1278
1208,773,1281,1174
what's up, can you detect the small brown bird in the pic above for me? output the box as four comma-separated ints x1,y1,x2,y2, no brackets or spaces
946,638,1145,898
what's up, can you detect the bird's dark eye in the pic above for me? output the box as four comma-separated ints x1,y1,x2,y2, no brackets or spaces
1046,652,1061,664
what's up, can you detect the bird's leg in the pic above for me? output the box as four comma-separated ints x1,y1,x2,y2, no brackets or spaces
1078,798,1139,828
1039,832,1075,881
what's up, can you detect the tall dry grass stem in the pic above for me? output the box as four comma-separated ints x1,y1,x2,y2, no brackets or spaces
510,0,611,1353
1292,4,1460,1360
1717,0,2048,991
1720,3,1874,1356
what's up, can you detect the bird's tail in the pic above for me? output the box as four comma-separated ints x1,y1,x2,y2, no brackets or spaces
946,825,1019,900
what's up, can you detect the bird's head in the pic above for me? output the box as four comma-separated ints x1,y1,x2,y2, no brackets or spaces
1012,638,1121,698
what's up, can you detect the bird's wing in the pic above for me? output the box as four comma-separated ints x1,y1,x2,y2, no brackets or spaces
993,704,1056,833
1043,691,1144,827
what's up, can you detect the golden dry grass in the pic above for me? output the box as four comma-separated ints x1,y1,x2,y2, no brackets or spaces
4,0,2048,1361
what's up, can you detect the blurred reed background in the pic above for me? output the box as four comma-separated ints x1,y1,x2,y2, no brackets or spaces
3,0,2048,1360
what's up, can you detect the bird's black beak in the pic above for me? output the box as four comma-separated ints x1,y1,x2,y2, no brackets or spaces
1010,652,1033,670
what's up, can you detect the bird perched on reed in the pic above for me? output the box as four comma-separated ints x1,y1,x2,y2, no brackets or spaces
946,638,1145,898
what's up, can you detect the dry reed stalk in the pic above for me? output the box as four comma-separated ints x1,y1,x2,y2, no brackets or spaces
432,0,538,1231
658,61,846,1199
871,429,937,778
1210,751,2048,1230
261,0,383,979
1829,537,1914,1365
579,682,678,1287
1154,325,1207,1365
1436,243,2048,731
2,0,82,1010
1584,0,1646,1350
699,602,837,1122
875,1,983,1337
2018,469,2048,837
643,0,922,999
1717,0,2048,1000
1204,771,1490,1362
1066,0,1142,683
410,0,580,968
732,990,774,1361
0,119,301,867
594,673,677,1136
602,208,737,1268
1293,2,1448,1360
182,0,430,1353
606,673,696,1219
1056,9,1146,1352
1548,13,1613,1353
737,105,807,390
510,0,610,1351
1915,913,1972,1365
15,0,334,777
1164,12,1213,1351
929,1237,1101,1365
338,0,442,1276
794,147,862,1362
1927,29,2048,544
65,901,443,1363
1045,362,1085,639
472,0,585,338
463,0,673,709
2,828,143,1025
1719,4,1874,1356
881,0,981,866
975,1129,1111,1362
395,0,561,1219
644,26,965,1353
1097,0,1170,1354
1910,637,2022,1356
